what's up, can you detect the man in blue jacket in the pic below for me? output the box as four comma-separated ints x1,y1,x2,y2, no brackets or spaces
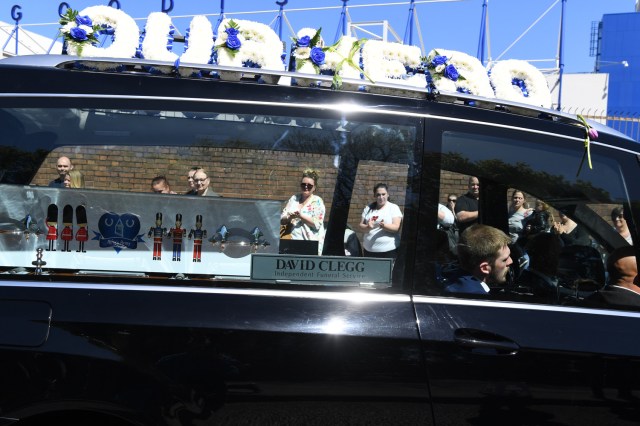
445,224,513,295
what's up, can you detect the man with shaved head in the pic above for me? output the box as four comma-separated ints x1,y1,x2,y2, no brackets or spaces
586,245,640,309
49,156,73,188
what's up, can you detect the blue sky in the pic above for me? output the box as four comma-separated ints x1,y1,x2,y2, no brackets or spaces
2,0,635,73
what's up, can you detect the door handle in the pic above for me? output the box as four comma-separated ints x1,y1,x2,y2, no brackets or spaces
453,328,519,355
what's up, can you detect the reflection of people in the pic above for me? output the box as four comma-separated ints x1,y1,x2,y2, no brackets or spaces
280,169,326,255
192,169,220,197
64,170,85,188
49,156,73,187
446,194,457,217
185,166,201,195
553,210,590,246
455,176,480,234
359,183,403,259
444,224,513,295
438,203,455,228
151,176,176,194
586,246,640,309
611,207,633,245
508,190,533,243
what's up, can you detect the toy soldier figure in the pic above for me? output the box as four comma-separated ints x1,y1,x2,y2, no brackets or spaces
188,215,207,262
75,205,88,253
168,213,186,262
148,212,166,261
61,205,74,252
45,204,58,251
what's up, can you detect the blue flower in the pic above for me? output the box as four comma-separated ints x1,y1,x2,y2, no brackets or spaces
226,35,241,50
75,15,93,26
297,35,311,48
443,64,459,81
69,27,88,41
225,27,239,37
431,55,448,67
310,47,325,66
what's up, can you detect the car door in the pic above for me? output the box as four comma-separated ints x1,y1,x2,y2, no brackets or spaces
413,110,640,425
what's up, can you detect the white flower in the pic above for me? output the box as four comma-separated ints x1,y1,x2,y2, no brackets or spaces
294,47,310,60
61,22,75,34
435,64,445,73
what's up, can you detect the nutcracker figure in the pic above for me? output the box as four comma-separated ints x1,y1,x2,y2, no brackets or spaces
45,204,58,251
188,215,207,262
168,213,186,262
75,205,88,253
61,205,74,252
147,212,166,260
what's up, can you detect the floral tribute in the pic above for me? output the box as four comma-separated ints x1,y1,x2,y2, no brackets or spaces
425,48,494,98
291,28,327,74
55,5,554,107
59,8,101,56
361,40,425,88
214,18,283,71
139,12,179,63
292,28,369,89
489,59,552,108
59,5,139,59
424,49,466,92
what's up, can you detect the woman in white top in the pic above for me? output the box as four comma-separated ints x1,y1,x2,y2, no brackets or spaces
359,183,403,259
281,168,326,254
508,190,533,243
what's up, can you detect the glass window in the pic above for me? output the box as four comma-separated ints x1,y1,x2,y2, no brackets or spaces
0,106,418,290
434,129,638,310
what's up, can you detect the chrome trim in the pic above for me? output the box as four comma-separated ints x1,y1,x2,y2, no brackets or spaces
0,280,411,303
413,295,640,318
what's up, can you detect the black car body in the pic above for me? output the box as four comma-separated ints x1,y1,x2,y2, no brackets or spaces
0,55,639,426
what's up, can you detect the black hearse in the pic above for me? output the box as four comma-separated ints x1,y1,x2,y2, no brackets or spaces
0,54,639,426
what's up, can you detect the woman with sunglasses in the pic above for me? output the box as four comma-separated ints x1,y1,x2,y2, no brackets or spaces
281,168,326,254
359,183,403,259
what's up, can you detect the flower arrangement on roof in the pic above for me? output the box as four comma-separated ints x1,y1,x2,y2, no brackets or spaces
424,49,467,93
139,12,179,63
361,40,425,88
215,18,283,70
292,28,327,74
425,48,494,98
59,8,101,56
60,5,139,59
292,28,370,89
179,16,215,66
488,59,552,108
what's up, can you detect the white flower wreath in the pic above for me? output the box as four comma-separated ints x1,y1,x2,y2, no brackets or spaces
362,40,424,87
215,18,283,71
427,48,494,98
140,12,179,63
67,5,139,59
180,16,214,66
489,59,552,108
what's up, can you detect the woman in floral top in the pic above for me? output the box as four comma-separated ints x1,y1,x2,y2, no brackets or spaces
280,168,326,255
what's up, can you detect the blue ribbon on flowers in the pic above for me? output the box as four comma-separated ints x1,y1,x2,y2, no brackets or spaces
511,78,529,97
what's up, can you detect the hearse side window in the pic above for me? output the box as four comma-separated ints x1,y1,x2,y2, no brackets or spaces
435,130,638,311
0,106,418,290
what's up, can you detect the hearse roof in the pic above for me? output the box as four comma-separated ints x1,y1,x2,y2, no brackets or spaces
0,54,633,144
